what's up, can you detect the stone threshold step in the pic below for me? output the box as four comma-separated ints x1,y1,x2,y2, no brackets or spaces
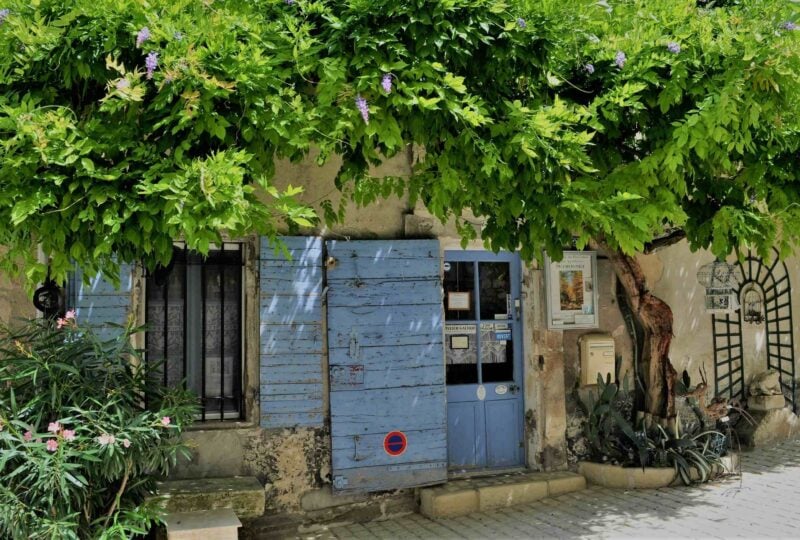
420,471,586,518
164,508,241,540
156,476,265,518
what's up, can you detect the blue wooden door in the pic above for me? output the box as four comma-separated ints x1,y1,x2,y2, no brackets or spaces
444,251,524,470
326,239,447,493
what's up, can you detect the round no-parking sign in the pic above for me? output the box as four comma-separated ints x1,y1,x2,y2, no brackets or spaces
383,431,407,456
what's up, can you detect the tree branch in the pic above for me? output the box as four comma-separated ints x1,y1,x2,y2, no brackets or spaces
643,229,686,254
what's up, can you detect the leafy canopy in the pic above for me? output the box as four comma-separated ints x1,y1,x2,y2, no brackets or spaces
1,0,799,286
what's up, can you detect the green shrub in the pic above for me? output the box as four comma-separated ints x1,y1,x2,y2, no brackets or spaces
583,374,728,485
0,316,197,539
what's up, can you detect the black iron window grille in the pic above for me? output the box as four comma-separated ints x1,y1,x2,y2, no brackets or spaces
145,242,244,421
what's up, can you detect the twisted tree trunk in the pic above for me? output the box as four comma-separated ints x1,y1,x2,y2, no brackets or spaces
591,240,678,422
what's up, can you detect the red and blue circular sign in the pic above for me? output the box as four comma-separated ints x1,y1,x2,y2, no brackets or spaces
383,431,407,456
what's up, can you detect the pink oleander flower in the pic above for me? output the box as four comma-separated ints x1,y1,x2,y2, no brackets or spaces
47,422,61,434
56,317,69,329
62,429,76,441
46,439,58,452
24,431,33,442
64,309,76,320
160,416,171,427
97,433,116,446
122,438,131,448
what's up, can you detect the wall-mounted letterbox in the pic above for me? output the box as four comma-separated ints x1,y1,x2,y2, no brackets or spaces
579,334,616,386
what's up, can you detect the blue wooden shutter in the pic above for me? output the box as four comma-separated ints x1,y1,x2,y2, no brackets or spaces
326,239,446,493
259,236,325,429
72,264,134,341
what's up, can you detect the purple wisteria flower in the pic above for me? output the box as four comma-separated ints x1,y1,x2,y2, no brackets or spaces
584,63,595,75
136,27,151,48
116,78,130,90
0,9,9,25
667,41,681,54
173,31,183,41
615,51,627,69
381,74,393,94
285,0,295,4
355,95,369,124
780,21,798,31
145,51,159,79
517,18,526,29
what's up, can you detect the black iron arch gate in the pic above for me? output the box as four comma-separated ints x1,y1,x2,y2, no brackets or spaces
713,250,796,412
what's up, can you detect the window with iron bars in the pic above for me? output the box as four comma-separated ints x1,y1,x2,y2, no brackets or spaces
145,242,244,421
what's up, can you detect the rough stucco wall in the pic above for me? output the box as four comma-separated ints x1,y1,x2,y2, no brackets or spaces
269,151,411,239
0,273,34,323
640,240,800,398
172,426,330,513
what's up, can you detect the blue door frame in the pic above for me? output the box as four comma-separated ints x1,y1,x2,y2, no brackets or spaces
444,250,524,470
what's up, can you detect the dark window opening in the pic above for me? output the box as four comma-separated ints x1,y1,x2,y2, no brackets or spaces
145,243,244,421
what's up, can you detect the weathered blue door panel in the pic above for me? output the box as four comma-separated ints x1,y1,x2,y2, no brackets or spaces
72,264,134,341
260,236,325,429
327,239,447,493
447,401,483,468
485,399,521,468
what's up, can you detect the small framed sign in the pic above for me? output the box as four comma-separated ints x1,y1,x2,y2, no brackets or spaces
450,335,470,350
448,291,471,311
545,251,600,330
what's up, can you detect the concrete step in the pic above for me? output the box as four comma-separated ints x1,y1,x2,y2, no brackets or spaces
164,508,241,540
157,476,265,518
420,471,586,518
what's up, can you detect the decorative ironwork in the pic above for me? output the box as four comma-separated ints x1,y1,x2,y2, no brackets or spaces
145,243,244,421
712,250,795,412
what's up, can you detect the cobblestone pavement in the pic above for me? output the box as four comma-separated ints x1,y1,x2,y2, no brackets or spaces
328,440,800,539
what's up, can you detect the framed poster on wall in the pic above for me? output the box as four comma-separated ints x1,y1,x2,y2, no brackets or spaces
545,251,600,330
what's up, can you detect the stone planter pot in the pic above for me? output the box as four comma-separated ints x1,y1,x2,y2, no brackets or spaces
579,454,739,489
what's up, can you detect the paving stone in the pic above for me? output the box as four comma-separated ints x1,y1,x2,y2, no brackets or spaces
326,440,800,539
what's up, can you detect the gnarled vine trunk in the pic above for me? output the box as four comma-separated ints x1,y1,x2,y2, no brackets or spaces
591,240,678,422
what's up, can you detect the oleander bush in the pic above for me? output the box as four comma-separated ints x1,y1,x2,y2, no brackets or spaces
0,316,197,539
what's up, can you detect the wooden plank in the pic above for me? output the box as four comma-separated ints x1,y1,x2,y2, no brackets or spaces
327,240,439,262
329,343,443,365
260,236,323,261
330,364,444,391
332,462,447,493
322,305,443,327
260,397,323,413
260,353,324,367
328,257,439,280
260,294,322,316
331,429,447,470
261,383,322,397
327,279,441,308
259,364,323,384
329,326,442,349
330,385,445,436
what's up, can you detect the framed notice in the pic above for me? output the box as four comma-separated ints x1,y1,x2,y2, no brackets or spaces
447,291,471,311
545,251,599,330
